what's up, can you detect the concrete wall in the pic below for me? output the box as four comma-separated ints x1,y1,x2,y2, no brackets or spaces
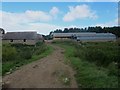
116,38,120,44
53,37,70,40
77,39,116,42
2,40,37,45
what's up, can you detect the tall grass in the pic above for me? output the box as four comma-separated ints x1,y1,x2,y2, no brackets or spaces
53,40,119,88
74,42,119,76
2,42,53,75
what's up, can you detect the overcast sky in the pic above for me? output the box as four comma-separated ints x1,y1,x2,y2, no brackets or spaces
0,1,119,35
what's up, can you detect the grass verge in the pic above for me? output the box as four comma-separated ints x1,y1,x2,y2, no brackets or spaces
2,44,53,76
53,40,119,88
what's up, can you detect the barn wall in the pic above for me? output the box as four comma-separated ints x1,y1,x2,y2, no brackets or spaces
53,37,70,40
78,39,116,42
2,40,37,45
76,36,116,42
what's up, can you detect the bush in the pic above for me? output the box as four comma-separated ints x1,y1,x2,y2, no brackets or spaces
2,43,51,75
74,46,85,58
74,42,119,67
11,44,33,60
21,49,32,59
2,44,17,62
36,41,44,46
59,42,119,88
34,44,47,55
85,49,109,66
107,62,118,76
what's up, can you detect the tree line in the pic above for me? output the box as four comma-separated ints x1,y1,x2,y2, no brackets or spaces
50,26,120,38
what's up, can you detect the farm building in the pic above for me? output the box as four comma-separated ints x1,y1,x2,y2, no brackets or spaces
52,32,116,42
52,33,73,40
2,31,44,45
75,33,116,42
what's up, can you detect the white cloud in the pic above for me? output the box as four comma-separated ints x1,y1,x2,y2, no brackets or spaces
49,7,59,16
25,10,52,22
3,22,63,35
95,19,118,27
0,10,63,34
63,4,98,22
0,8,61,35
0,5,118,35
1,10,52,23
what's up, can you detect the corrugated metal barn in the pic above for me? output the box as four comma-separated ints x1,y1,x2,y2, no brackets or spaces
76,33,116,42
52,32,116,42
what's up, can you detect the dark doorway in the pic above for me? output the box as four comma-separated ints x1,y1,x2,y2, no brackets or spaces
23,39,26,42
10,39,13,42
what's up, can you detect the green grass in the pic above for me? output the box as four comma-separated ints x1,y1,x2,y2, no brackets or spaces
53,40,119,88
0,43,2,76
0,63,2,76
2,43,53,76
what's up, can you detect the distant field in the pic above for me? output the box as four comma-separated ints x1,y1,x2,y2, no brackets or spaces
2,42,53,76
53,40,119,88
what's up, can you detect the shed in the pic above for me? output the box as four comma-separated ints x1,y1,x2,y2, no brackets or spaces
2,31,43,45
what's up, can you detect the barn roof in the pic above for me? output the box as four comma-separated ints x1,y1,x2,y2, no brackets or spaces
52,32,116,37
3,31,38,40
53,32,96,37
95,33,116,36
53,33,75,37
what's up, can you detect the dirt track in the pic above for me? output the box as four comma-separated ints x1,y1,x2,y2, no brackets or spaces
3,44,78,88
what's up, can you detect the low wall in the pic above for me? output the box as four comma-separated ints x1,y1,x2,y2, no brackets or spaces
2,40,37,45
77,39,116,42
53,38,70,40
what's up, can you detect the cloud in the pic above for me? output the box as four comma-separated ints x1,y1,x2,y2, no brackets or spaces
0,10,62,34
0,12,61,35
63,4,98,22
49,7,59,16
1,10,52,24
95,19,118,27
0,8,61,35
3,22,63,35
0,4,118,35
25,10,52,22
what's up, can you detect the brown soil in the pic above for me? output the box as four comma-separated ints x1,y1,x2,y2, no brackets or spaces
2,44,78,88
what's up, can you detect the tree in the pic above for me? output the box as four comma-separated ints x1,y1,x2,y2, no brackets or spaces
50,26,120,37
63,28,69,33
0,28,5,34
54,29,62,33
